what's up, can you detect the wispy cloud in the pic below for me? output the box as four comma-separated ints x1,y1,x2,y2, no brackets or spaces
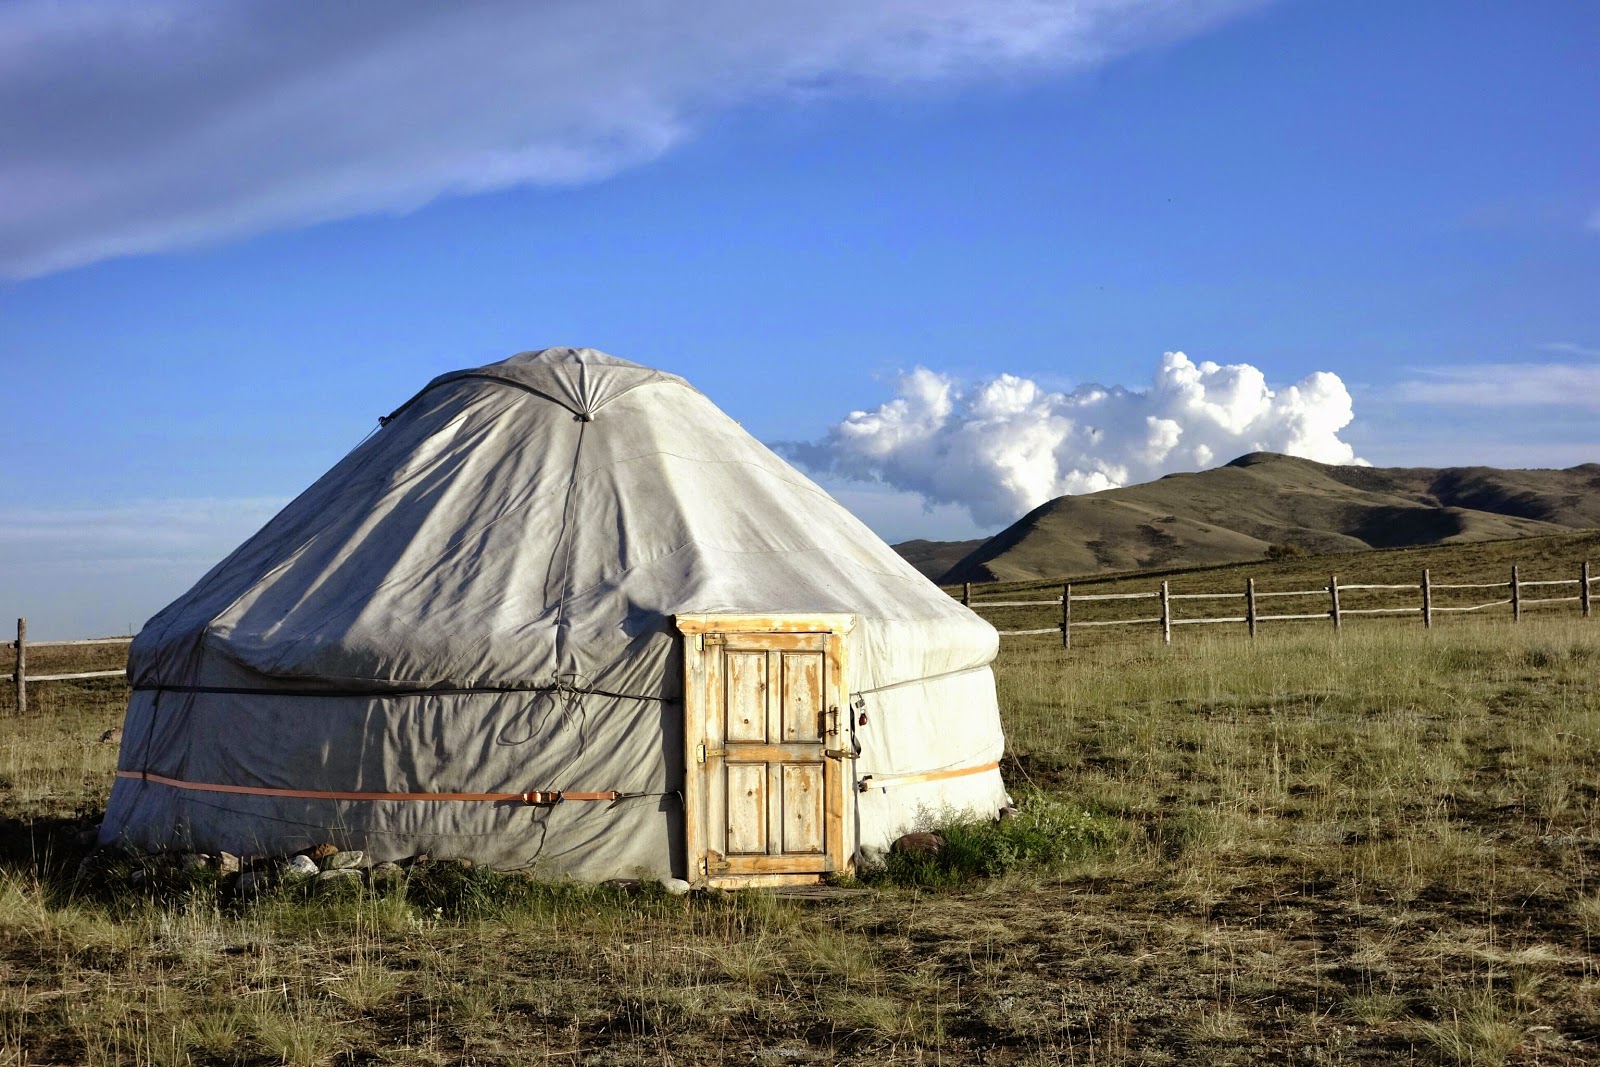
0,497,289,564
0,0,1261,279
1540,342,1600,358
1394,354,1600,410
0,496,290,639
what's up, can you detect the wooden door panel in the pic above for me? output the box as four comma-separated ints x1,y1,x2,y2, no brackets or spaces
779,652,824,742
724,651,768,742
780,762,825,853
679,614,853,888
724,763,767,854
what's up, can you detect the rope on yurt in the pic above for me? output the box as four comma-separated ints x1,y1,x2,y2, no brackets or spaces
114,770,665,807
130,682,666,701
852,663,988,698
856,760,1001,793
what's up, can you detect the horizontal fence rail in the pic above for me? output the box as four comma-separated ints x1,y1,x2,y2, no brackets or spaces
8,618,133,714
958,561,1594,649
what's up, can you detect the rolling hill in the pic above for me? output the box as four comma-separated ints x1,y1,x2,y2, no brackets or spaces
889,538,989,582
915,452,1600,584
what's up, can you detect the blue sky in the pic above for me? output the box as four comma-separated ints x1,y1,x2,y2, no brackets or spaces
2,0,1597,637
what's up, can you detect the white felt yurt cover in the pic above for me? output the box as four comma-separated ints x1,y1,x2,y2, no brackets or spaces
102,348,1008,879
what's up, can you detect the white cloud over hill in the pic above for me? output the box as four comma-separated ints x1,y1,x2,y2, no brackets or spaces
783,352,1362,527
0,0,1261,278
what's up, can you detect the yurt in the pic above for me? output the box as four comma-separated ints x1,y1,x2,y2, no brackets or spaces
102,348,1008,886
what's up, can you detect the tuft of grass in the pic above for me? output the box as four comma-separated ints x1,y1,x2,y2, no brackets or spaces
1344,990,1409,1025
1574,891,1600,939
866,791,1122,887
251,1005,346,1067
1414,989,1524,1067
182,1006,249,1059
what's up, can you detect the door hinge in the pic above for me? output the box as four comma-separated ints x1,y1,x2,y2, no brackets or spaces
698,857,708,877
696,743,728,763
824,748,858,761
707,850,729,873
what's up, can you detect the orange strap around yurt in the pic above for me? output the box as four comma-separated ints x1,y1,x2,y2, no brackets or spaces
856,760,1000,793
116,770,620,804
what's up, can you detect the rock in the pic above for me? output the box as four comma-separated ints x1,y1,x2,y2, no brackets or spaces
279,854,319,880
130,867,150,887
98,727,122,744
217,852,241,876
234,871,269,896
179,852,211,872
324,850,365,870
298,842,338,862
998,805,1020,821
891,832,945,856
404,853,431,867
75,825,101,848
658,877,692,896
368,862,404,887
315,868,363,884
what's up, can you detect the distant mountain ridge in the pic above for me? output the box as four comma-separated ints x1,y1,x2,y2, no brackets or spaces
896,453,1600,585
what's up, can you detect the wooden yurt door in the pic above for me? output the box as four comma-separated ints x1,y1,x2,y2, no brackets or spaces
677,614,854,888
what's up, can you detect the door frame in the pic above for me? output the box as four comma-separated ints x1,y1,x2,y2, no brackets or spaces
676,613,856,889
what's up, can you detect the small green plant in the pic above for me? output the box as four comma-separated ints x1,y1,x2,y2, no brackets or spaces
866,792,1122,887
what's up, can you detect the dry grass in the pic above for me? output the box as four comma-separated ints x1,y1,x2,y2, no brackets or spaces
2,567,1598,1063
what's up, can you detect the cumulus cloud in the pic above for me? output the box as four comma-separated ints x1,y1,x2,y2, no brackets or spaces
782,352,1362,527
0,0,1261,278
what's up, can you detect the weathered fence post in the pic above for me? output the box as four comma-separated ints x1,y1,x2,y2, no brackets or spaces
12,618,24,716
962,582,971,607
1421,568,1432,629
1061,584,1071,649
1329,575,1342,632
1581,561,1591,620
1511,565,1521,622
1159,581,1172,646
1246,578,1257,639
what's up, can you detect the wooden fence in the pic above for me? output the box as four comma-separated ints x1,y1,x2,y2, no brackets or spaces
959,562,1595,648
9,561,1597,705
7,618,132,715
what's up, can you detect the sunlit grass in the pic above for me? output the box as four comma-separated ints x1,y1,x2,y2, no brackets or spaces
1,609,1597,1063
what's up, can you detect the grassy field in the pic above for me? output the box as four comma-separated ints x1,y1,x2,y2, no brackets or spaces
2,546,1598,1065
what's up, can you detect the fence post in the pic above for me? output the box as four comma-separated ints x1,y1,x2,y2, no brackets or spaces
962,582,971,607
1061,584,1071,649
12,618,24,716
1421,568,1432,629
1329,575,1342,632
1246,578,1257,640
1159,581,1171,646
1581,561,1590,620
1511,565,1521,622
